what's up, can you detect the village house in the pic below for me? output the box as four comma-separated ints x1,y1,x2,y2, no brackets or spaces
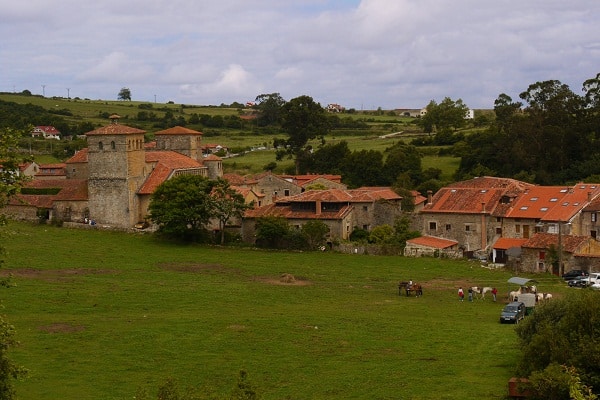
241,187,403,243
31,126,61,140
419,176,600,274
404,236,461,258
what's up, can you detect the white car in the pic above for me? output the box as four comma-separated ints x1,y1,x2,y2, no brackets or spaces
591,282,600,290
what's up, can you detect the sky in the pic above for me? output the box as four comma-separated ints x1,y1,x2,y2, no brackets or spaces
1,0,599,110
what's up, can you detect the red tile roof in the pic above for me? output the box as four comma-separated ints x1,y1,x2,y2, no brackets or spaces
522,233,589,253
138,151,204,194
244,202,353,220
66,148,89,163
154,126,203,135
85,124,146,136
11,179,88,207
406,236,458,249
492,238,528,250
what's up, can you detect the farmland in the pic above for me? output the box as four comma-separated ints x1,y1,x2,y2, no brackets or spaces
0,93,467,177
1,221,568,399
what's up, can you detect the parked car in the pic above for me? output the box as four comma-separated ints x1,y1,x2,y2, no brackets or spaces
568,276,589,288
500,301,526,324
563,269,588,281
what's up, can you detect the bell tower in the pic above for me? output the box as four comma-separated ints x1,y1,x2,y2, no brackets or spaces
86,115,147,227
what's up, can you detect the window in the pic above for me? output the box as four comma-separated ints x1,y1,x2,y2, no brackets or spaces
284,189,290,196
445,224,451,231
111,141,116,150
429,222,437,230
465,225,471,232
496,227,502,235
539,251,545,260
592,230,597,239
98,141,103,150
592,213,597,223
515,225,521,233
363,206,368,211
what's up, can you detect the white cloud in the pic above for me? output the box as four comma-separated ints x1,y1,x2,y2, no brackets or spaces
1,0,599,108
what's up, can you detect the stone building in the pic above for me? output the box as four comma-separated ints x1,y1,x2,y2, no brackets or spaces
7,119,223,229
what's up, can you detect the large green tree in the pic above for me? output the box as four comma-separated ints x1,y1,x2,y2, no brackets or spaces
118,87,132,101
418,97,469,134
277,95,330,174
149,175,216,241
254,93,286,126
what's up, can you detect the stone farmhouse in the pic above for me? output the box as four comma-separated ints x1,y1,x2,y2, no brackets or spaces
418,176,600,273
241,187,403,243
7,118,223,229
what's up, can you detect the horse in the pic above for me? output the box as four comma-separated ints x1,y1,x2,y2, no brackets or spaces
407,283,423,297
469,286,482,299
509,287,522,302
480,287,493,299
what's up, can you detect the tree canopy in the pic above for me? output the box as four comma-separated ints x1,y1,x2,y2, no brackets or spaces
149,175,216,241
118,87,132,101
277,95,330,174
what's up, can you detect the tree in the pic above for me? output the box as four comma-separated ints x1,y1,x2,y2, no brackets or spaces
0,127,30,399
515,290,600,395
418,97,469,134
210,179,253,245
278,95,330,174
301,220,329,250
383,142,422,186
341,150,385,188
148,175,215,241
254,93,285,126
255,217,290,248
118,87,132,101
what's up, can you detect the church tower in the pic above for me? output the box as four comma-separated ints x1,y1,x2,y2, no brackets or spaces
154,126,203,161
86,115,147,227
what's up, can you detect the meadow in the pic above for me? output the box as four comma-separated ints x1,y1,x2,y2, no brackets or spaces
0,222,568,399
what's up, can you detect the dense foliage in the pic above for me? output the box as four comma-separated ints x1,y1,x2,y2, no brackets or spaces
455,73,600,184
515,290,600,397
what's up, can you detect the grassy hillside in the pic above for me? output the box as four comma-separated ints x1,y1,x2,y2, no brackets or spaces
1,221,567,399
1,93,463,177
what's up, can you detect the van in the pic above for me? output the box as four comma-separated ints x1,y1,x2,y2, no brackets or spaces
588,273,600,285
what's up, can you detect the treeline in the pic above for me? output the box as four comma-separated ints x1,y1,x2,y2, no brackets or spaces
453,74,600,185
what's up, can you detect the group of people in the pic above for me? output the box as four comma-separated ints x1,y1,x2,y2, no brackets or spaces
458,286,498,302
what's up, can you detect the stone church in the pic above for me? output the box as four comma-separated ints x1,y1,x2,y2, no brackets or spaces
9,116,222,229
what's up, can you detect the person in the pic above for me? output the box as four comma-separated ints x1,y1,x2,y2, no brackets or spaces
491,287,498,302
468,287,473,302
458,287,464,301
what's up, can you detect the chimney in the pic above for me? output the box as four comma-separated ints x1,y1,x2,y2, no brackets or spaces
427,190,433,204
588,192,593,202
316,200,322,215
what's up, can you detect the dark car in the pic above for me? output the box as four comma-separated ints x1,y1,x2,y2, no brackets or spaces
500,301,526,324
563,269,588,281
568,276,589,288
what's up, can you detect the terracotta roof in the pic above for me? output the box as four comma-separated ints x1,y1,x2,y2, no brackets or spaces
11,179,88,207
522,232,589,253
65,148,89,164
203,154,222,161
406,236,458,249
245,202,353,220
423,176,534,215
154,126,203,136
412,190,427,205
493,237,528,250
33,126,61,134
280,174,343,184
223,173,247,185
85,124,146,136
279,187,401,204
138,151,204,194
540,183,600,222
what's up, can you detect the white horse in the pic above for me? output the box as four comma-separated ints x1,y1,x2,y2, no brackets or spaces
536,293,553,302
509,287,522,302
480,287,493,299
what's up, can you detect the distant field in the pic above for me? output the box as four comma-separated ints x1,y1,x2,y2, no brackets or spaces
3,93,461,178
2,221,567,399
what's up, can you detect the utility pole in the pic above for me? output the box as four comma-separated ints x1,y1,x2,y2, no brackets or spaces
41,85,46,97
67,88,70,99
558,222,563,277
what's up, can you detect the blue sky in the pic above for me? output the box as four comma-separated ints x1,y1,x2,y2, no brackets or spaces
1,0,599,109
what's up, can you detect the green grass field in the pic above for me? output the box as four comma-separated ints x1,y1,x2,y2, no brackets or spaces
0,222,567,399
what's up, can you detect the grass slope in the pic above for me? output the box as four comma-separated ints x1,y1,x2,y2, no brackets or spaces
1,222,567,399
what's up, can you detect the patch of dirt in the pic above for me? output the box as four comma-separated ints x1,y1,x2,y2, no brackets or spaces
1,268,116,282
158,263,232,273
257,273,312,286
38,323,85,334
